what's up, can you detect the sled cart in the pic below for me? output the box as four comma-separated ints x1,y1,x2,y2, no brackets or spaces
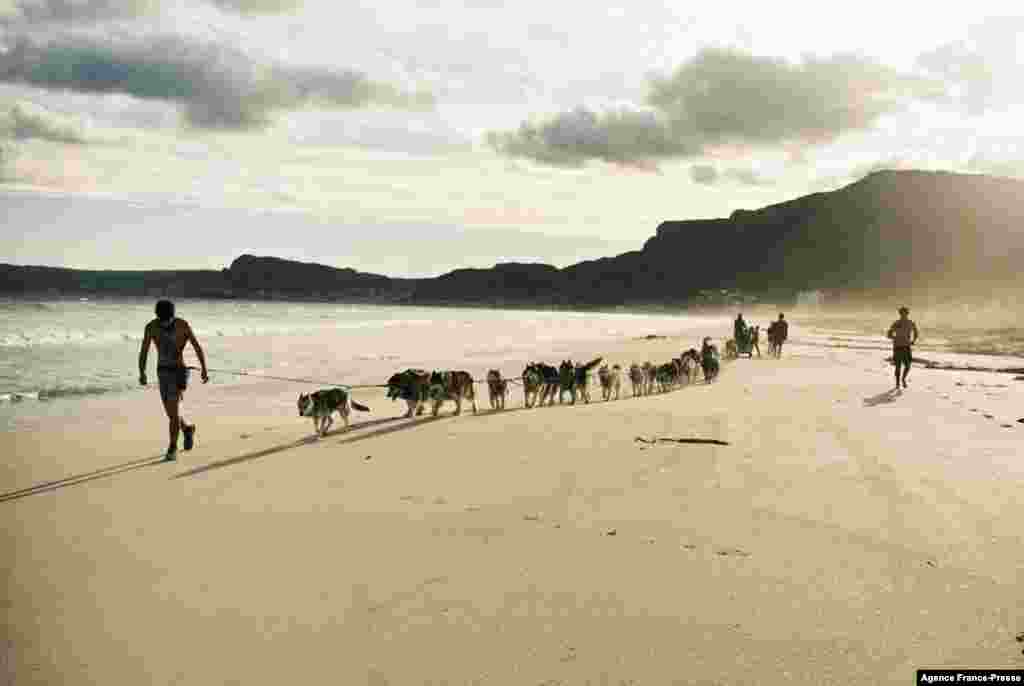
726,330,755,359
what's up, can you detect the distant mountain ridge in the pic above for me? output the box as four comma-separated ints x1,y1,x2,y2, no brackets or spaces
3,170,1023,307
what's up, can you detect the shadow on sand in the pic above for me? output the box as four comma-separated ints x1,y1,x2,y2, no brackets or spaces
174,399,622,479
175,379,719,480
1,455,167,503
863,388,902,407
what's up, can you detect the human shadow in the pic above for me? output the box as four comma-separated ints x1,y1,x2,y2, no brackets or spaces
862,388,902,407
1,455,166,504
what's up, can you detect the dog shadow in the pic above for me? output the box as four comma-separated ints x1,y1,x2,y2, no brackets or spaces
863,388,902,407
173,414,446,478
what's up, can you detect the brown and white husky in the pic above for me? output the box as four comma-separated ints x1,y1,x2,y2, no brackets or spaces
486,369,510,410
298,388,371,437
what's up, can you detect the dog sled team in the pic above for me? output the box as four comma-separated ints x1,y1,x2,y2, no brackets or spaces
725,313,788,359
298,340,729,438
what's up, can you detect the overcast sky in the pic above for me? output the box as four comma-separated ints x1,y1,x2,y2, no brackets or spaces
2,0,1023,276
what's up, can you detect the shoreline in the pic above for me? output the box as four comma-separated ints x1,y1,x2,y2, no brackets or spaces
3,332,1023,684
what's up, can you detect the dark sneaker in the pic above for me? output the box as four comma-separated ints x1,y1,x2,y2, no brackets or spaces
164,447,178,462
183,424,196,451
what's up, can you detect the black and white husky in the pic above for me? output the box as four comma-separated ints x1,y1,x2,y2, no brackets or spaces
298,388,371,437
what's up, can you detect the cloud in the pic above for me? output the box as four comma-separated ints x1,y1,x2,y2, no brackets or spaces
689,164,717,184
687,163,774,186
0,0,298,23
490,48,933,167
0,34,433,129
0,100,85,142
208,0,302,13
723,168,773,186
0,0,156,24
915,17,1024,114
967,154,1024,179
486,106,696,167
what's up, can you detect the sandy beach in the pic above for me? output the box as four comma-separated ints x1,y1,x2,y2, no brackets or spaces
3,319,1024,685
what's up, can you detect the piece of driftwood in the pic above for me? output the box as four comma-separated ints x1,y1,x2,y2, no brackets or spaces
635,436,730,446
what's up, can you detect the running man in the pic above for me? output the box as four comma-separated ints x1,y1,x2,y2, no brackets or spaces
139,300,208,460
886,306,919,389
770,313,789,358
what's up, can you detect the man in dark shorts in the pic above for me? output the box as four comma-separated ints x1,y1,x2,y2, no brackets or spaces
886,306,919,389
139,300,209,460
772,313,788,358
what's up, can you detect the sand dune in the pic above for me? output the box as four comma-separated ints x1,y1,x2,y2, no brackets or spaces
3,332,1024,685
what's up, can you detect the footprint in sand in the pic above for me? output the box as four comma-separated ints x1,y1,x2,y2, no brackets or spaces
983,414,994,419
1001,424,1014,429
715,548,751,557
239,433,252,439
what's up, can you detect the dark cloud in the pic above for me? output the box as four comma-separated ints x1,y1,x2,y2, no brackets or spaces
490,48,932,167
0,0,156,24
0,34,432,129
486,106,696,167
689,164,717,184
0,0,299,23
915,17,1024,114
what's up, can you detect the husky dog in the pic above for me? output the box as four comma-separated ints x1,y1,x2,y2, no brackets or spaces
574,357,602,404
701,338,720,383
387,368,431,418
558,360,576,404
559,357,602,405
522,362,559,408
298,388,370,437
656,362,678,393
724,339,738,360
522,363,544,408
642,362,656,396
598,363,622,401
610,364,622,399
628,363,644,397
428,370,478,416
486,369,510,410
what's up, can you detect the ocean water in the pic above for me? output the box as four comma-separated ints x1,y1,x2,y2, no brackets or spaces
0,297,721,410
4,297,1023,428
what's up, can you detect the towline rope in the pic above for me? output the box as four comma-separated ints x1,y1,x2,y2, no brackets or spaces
191,367,529,388
189,367,389,389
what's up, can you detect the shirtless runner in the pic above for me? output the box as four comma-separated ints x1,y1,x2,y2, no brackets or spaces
139,300,209,460
886,306,919,389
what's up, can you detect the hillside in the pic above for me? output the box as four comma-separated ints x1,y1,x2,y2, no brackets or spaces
3,170,1022,306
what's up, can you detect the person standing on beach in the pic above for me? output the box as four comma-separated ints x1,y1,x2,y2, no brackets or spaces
772,313,788,358
734,314,747,347
139,300,209,460
886,306,919,389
